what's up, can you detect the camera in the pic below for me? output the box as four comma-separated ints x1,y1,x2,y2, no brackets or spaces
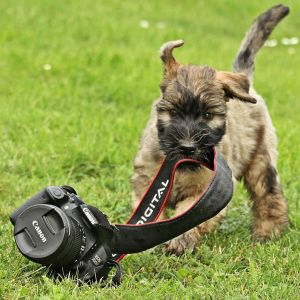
10,186,117,283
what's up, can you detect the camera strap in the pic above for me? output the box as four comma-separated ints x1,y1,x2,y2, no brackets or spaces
110,147,233,263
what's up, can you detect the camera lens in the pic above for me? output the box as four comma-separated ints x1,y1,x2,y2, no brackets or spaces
13,204,86,267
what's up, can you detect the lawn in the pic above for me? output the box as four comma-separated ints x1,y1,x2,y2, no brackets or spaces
0,0,299,299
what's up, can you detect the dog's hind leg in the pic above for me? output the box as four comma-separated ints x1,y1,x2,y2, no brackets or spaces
244,147,288,241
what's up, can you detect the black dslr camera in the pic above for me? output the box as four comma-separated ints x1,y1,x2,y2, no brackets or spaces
10,186,120,284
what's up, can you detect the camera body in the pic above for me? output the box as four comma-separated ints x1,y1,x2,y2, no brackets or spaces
10,186,115,282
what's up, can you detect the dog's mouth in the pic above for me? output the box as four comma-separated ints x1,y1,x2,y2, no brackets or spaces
162,147,212,168
164,149,200,160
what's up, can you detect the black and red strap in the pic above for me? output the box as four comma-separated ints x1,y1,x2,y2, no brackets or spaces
111,147,233,262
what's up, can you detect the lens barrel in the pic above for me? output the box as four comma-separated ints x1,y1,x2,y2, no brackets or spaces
13,204,86,267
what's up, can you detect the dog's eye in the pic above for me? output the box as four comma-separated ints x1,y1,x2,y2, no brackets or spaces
170,109,178,117
203,112,213,120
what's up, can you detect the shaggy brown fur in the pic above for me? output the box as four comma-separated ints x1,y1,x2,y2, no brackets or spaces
131,4,289,254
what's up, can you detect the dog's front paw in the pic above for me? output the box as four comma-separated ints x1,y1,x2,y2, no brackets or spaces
164,228,200,255
252,218,288,242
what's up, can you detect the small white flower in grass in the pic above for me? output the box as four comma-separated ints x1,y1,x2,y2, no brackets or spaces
156,21,165,29
139,20,149,29
139,279,147,284
281,37,299,46
43,64,52,71
264,39,278,47
290,37,299,45
281,38,290,45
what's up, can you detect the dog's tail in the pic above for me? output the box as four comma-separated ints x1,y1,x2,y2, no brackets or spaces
233,4,289,80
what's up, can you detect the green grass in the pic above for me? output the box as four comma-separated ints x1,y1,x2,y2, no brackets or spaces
0,0,299,299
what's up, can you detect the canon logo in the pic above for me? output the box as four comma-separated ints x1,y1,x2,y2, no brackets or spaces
82,207,97,225
32,221,47,243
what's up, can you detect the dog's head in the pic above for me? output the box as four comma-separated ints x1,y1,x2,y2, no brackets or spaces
156,40,257,162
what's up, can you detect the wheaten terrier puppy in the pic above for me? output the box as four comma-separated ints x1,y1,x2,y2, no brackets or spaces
131,5,289,254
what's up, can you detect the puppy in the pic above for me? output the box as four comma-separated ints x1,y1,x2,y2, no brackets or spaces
131,4,289,255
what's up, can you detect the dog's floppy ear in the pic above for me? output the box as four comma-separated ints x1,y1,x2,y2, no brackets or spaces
160,40,184,92
216,71,257,104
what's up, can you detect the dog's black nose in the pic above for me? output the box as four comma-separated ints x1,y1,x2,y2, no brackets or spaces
179,143,196,155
